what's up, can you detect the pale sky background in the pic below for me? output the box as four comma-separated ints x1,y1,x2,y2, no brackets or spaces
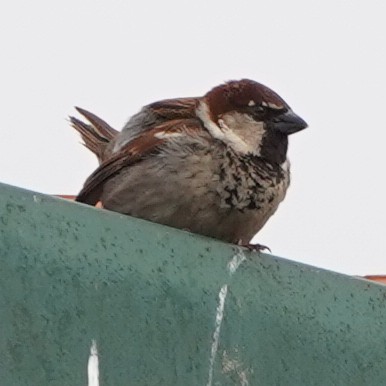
1,0,385,275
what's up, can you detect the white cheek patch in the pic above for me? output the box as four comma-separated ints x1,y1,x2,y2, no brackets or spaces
196,101,225,139
196,101,252,154
248,100,256,106
218,119,252,153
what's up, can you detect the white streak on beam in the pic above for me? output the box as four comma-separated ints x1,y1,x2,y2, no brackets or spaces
207,284,228,386
88,340,99,386
227,250,247,275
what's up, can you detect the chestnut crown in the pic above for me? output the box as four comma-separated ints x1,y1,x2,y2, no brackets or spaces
205,79,288,119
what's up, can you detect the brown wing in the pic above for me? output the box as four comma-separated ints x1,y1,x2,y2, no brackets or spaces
148,97,198,121
75,118,203,205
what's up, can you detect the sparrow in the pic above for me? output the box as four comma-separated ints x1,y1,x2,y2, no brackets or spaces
71,79,307,245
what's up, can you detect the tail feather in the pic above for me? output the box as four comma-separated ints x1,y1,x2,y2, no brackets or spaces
70,107,118,163
75,107,117,140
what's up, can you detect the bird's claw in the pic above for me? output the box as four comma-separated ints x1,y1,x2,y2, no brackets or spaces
237,240,271,253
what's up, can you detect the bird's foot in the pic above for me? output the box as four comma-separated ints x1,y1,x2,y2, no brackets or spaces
237,240,271,253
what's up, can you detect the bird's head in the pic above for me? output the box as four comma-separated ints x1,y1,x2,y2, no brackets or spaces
196,79,307,164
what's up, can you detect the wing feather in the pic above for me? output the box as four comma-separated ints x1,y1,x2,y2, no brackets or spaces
76,118,203,205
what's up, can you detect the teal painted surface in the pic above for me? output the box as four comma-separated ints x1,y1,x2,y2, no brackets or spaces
0,182,386,385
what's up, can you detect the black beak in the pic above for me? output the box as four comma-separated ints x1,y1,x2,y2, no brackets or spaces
270,110,308,135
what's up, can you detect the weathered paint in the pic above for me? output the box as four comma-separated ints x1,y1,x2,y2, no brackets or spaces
1,182,386,385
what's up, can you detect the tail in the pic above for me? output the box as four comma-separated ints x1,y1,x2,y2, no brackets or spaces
69,107,118,163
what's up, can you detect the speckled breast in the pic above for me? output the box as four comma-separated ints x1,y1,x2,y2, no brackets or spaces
217,149,290,213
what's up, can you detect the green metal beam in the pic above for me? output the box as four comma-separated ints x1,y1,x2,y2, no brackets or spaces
0,182,385,385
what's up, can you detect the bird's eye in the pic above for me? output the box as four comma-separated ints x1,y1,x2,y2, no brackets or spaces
256,105,265,113
248,104,266,114
246,100,265,112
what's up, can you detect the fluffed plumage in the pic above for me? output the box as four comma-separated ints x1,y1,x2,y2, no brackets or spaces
71,79,307,244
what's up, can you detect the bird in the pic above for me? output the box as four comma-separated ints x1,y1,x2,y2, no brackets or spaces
71,79,307,246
